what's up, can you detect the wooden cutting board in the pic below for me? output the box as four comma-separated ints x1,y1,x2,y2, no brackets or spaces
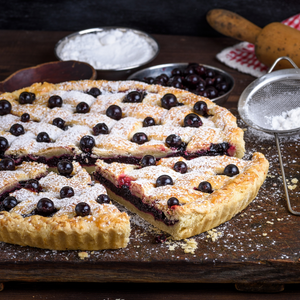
0,110,299,284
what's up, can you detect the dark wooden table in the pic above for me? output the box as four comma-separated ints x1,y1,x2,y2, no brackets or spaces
0,30,300,299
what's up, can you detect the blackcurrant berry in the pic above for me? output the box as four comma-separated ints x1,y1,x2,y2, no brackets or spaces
52,117,65,129
9,124,25,136
131,132,148,145
48,95,63,108
205,69,216,78
156,175,173,187
173,161,187,173
0,137,9,152
161,94,178,109
24,179,40,192
21,113,30,122
167,197,180,207
140,155,156,167
198,181,213,193
0,158,15,171
194,65,206,76
96,194,110,204
185,74,201,86
183,113,202,128
93,123,109,135
224,164,239,177
76,102,90,114
171,68,182,76
36,198,55,216
144,77,154,84
3,196,18,211
214,74,225,85
87,87,101,98
166,134,182,148
106,105,122,120
60,186,75,198
193,101,208,116
75,202,90,217
124,91,143,103
0,100,12,115
143,117,155,127
36,132,51,143
79,135,95,153
206,87,218,99
19,92,35,104
216,82,229,92
57,159,73,176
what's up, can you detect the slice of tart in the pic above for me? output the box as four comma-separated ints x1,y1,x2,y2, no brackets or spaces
0,80,245,166
94,153,269,240
0,159,130,250
0,159,48,201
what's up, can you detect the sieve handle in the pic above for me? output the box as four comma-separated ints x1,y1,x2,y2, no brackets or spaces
268,56,299,73
275,133,300,215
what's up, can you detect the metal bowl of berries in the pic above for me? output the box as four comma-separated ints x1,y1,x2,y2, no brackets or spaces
127,63,235,105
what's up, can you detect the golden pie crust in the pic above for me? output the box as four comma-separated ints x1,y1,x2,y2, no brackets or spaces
0,80,269,250
0,161,130,250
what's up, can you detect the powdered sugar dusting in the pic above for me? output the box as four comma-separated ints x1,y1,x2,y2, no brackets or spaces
267,107,300,131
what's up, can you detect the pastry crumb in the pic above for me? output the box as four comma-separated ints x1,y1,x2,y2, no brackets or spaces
78,251,90,259
262,233,267,236
288,184,297,190
165,238,198,254
206,229,223,242
182,238,198,254
168,244,176,251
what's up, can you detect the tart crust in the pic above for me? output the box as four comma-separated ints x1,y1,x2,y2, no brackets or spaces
94,152,269,240
0,161,130,250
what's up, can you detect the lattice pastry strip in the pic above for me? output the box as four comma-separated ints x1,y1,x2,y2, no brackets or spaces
0,161,130,250
94,152,269,240
11,103,50,121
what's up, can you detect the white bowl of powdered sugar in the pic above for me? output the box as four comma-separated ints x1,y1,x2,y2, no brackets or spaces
55,27,159,80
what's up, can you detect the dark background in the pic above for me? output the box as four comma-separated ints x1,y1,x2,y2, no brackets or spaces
1,0,300,36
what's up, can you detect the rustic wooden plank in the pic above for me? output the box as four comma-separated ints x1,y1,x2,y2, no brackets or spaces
2,282,300,300
235,283,285,293
0,30,299,288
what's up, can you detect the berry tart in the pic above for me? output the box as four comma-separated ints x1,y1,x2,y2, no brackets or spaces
94,153,269,240
0,79,268,247
0,80,245,166
0,159,130,250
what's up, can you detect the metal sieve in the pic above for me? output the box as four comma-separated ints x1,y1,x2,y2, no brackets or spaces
238,56,300,215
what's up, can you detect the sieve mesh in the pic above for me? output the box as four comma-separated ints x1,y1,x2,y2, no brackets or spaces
238,57,300,215
245,78,300,132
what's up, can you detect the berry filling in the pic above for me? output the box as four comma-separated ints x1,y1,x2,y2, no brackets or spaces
94,172,178,226
118,174,132,188
1,141,234,168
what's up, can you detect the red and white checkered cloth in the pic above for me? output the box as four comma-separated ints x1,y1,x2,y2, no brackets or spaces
216,14,300,77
